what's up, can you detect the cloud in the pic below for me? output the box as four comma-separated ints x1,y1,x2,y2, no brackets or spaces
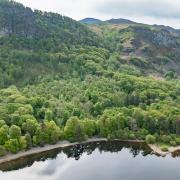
15,0,95,20
94,0,180,19
15,0,180,28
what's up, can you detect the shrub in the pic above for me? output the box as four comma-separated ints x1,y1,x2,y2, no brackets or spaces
0,145,6,157
170,141,177,147
161,135,172,143
161,145,169,152
129,133,136,140
121,131,129,140
107,134,112,140
25,133,32,149
154,133,160,142
32,136,37,147
5,139,20,153
136,129,149,140
145,135,156,144
9,125,21,139
170,134,176,140
19,136,27,150
0,126,8,145
175,138,180,145
0,120,6,128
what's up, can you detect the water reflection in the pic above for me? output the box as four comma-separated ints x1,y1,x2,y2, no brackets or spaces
0,141,180,180
62,141,151,160
0,141,150,172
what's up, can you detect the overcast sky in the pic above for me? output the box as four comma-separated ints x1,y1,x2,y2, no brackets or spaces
16,0,180,28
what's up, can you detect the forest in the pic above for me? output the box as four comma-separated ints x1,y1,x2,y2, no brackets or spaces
0,0,180,156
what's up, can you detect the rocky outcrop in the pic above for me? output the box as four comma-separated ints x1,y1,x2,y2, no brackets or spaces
153,29,179,48
132,26,180,48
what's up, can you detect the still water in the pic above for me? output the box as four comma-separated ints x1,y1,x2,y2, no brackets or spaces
0,141,179,180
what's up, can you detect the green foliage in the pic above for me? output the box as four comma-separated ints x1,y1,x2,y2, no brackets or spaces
0,0,101,49
5,139,20,153
170,140,177,146
136,129,149,140
0,120,6,127
161,135,172,144
0,126,9,145
9,125,21,139
175,138,180,145
160,145,169,152
64,117,86,142
165,71,177,80
0,145,6,157
25,133,32,149
145,135,156,144
42,121,62,144
129,133,136,140
0,0,179,157
19,136,27,150
22,119,38,136
80,119,97,137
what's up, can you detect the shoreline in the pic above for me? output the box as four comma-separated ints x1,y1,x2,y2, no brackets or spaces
0,138,180,165
0,138,107,165
148,144,180,156
0,138,144,165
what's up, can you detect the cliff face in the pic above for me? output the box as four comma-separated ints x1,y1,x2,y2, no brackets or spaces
132,26,179,48
88,23,180,76
125,26,180,75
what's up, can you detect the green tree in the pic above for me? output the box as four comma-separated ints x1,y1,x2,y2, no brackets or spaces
0,120,6,128
9,125,21,139
80,119,97,137
0,145,6,157
19,136,27,150
22,119,38,136
64,117,86,142
10,113,22,126
25,133,33,149
145,135,156,144
5,139,20,153
0,126,9,145
42,121,61,144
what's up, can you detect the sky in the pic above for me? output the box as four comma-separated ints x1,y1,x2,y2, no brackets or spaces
15,0,180,29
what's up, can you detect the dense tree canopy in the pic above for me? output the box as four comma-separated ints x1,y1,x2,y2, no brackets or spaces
0,0,179,156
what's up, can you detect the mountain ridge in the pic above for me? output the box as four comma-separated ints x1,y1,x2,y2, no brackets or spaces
0,0,102,48
0,0,179,88
80,18,138,25
80,17,180,31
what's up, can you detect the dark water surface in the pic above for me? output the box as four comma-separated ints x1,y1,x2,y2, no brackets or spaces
0,141,179,180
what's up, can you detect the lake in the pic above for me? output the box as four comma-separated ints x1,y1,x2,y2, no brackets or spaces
0,141,180,180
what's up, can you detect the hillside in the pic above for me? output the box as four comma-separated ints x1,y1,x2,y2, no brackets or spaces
88,23,180,77
0,1,101,47
0,1,179,157
0,1,179,88
0,0,104,87
105,18,137,25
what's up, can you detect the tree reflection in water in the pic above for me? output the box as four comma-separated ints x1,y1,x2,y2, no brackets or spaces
0,140,179,172
62,141,151,160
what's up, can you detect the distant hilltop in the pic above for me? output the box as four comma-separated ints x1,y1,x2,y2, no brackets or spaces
80,18,180,33
79,18,102,24
80,18,138,25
